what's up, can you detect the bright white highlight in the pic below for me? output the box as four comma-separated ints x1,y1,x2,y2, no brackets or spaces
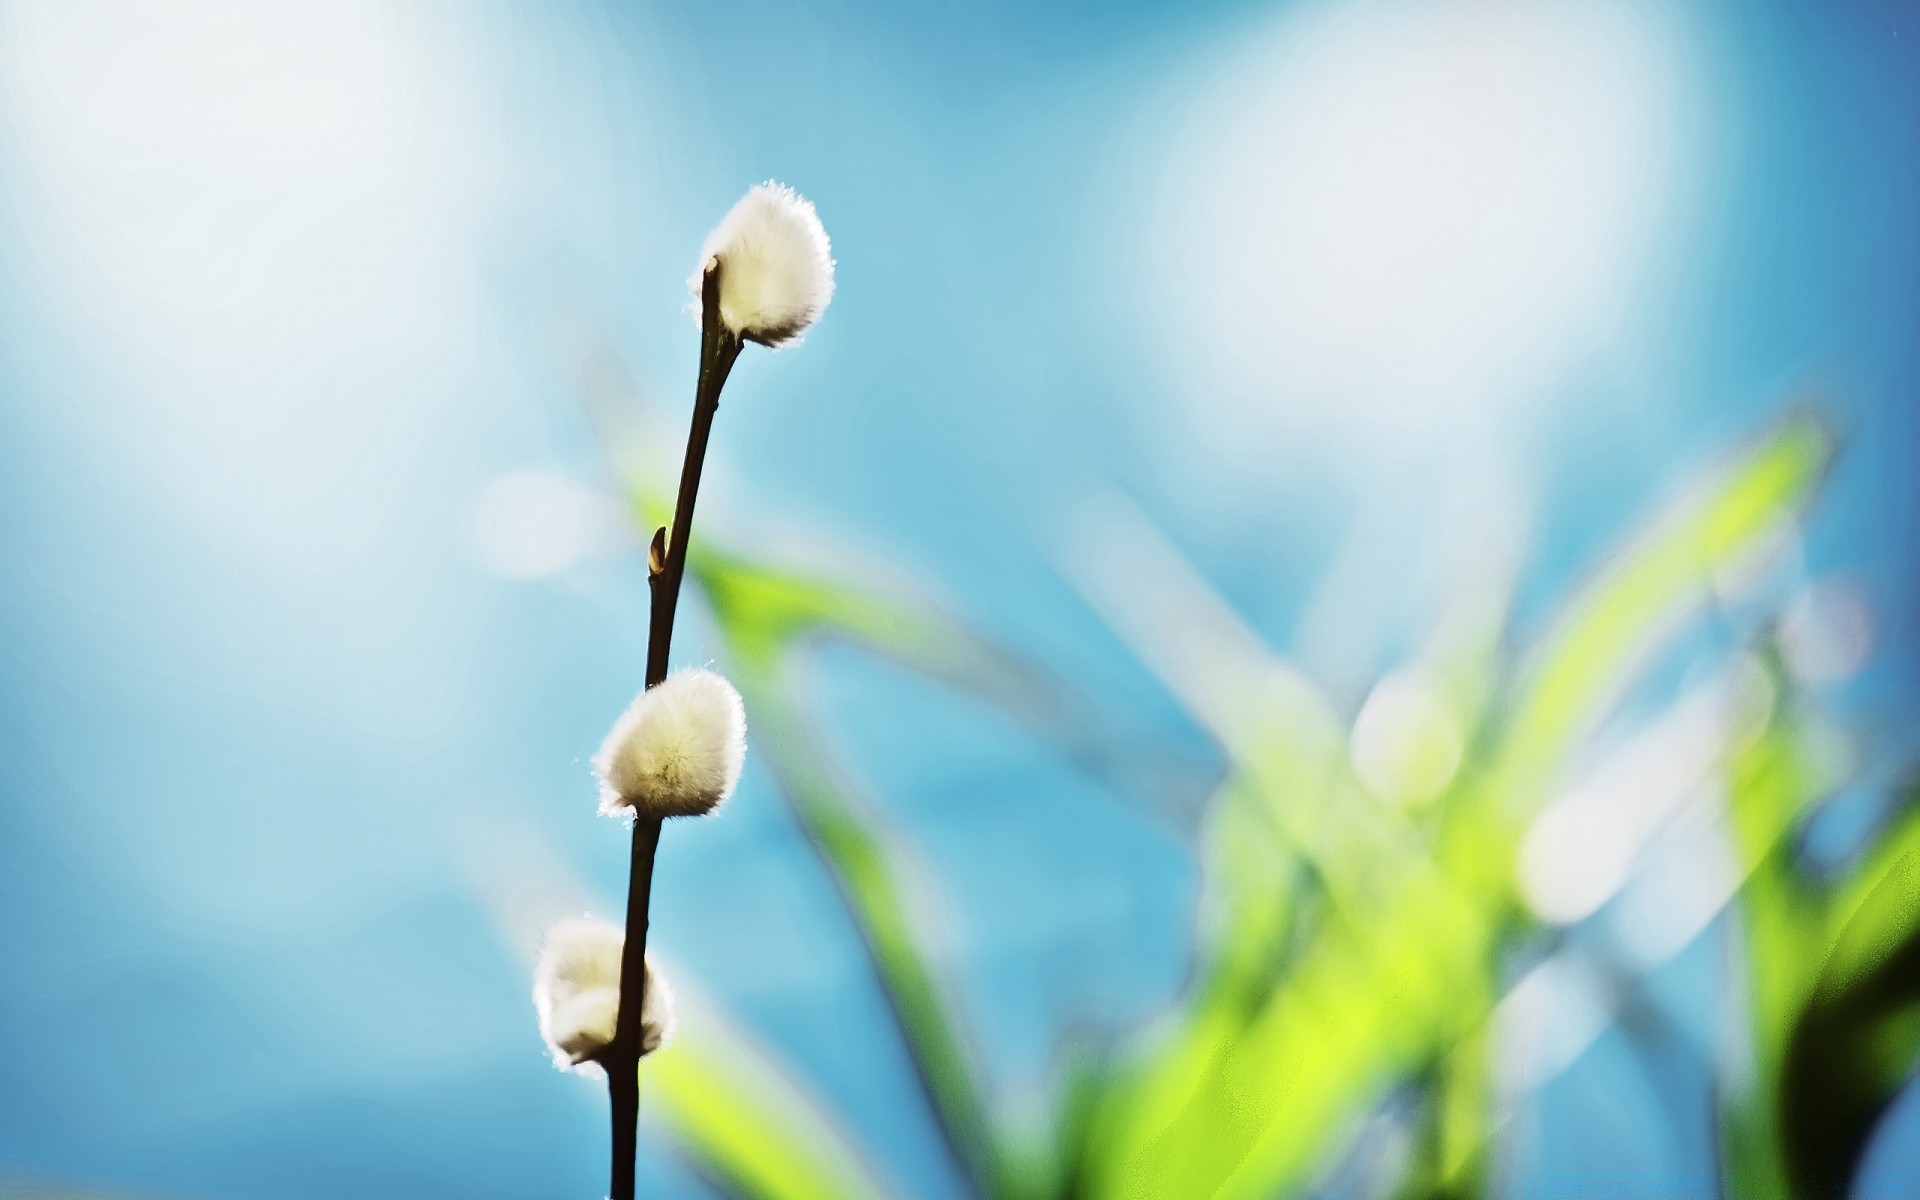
0,2,505,580
595,669,747,819
1495,951,1612,1093
1781,577,1874,686
1348,669,1463,807
1518,682,1728,925
533,917,673,1069
1142,0,1700,458
1608,795,1743,969
696,182,835,347
471,469,625,580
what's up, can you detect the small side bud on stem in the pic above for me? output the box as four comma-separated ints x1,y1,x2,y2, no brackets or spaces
647,526,668,578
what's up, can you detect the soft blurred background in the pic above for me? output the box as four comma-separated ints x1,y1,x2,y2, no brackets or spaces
1,0,1916,1197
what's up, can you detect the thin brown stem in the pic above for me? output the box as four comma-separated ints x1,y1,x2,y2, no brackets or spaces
601,263,742,1200
606,811,658,1200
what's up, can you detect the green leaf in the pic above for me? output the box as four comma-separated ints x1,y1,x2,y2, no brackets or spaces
1824,785,1920,988
1715,659,1823,1198
732,676,1011,1199
1494,412,1832,813
1083,831,1494,1200
691,544,1207,815
649,1000,894,1200
1775,788,1920,1194
1717,654,1920,1200
686,550,1013,1195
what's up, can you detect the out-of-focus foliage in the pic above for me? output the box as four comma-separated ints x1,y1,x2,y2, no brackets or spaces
644,999,893,1200
597,408,1916,1200
1722,651,1920,1198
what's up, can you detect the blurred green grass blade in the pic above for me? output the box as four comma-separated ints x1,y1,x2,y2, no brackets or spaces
1726,663,1829,1025
690,544,1012,1195
1431,1025,1493,1192
1204,782,1305,998
1081,981,1259,1199
1716,683,1808,1198
987,1034,1122,1200
685,539,1031,698
1825,782,1920,986
1086,856,1493,1200
1781,913,1920,1194
1085,687,1496,1198
1211,906,1490,1200
690,544,1215,820
1076,777,1322,1196
1085,787,1305,1183
1777,792,1920,1194
1496,411,1832,810
649,1003,894,1200
733,677,1012,1198
1719,654,1883,1199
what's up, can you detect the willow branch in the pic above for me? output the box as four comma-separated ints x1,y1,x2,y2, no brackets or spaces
602,263,741,1200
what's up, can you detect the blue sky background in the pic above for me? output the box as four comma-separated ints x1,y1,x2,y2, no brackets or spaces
0,1,1916,1196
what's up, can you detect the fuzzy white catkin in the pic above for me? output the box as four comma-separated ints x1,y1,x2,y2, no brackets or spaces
594,668,747,819
533,917,674,1069
695,182,835,347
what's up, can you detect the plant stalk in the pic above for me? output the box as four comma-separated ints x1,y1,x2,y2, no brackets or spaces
603,262,741,1200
